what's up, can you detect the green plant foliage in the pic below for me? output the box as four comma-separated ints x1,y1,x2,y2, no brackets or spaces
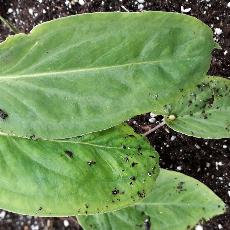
78,169,226,230
0,124,159,216
0,12,216,139
166,76,230,138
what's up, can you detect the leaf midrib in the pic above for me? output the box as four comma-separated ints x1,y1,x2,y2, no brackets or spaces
0,56,195,81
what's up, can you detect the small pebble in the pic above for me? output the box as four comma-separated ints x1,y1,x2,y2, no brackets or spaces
223,145,227,149
138,4,144,10
218,224,223,229
64,220,69,227
149,117,156,123
227,2,230,8
181,6,191,13
28,8,34,15
214,28,222,35
0,211,6,219
195,225,203,230
7,8,13,13
31,225,39,230
78,0,85,6
177,166,182,171
137,0,145,3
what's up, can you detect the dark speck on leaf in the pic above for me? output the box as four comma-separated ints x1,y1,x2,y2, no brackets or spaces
64,150,74,158
131,162,138,167
30,134,37,140
177,181,186,193
138,146,142,153
0,109,8,120
112,188,119,195
137,190,145,198
205,95,214,107
124,156,129,162
38,207,43,211
149,155,156,159
144,216,151,230
87,160,96,166
188,100,192,106
130,176,136,181
122,145,127,149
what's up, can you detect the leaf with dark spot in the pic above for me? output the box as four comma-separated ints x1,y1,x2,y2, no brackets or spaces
166,76,230,138
78,169,226,230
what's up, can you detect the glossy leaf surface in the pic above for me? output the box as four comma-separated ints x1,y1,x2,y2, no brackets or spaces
166,76,230,138
0,124,159,216
78,169,226,230
0,12,215,139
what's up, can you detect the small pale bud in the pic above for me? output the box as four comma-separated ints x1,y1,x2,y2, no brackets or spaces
168,114,176,121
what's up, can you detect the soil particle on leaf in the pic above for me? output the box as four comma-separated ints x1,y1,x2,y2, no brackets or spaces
0,109,8,120
130,176,136,181
144,216,151,230
137,190,146,198
131,162,138,167
87,160,96,166
112,188,119,195
64,150,74,159
176,181,186,193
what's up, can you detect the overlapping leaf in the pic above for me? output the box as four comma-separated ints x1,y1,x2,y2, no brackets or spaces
166,76,230,138
78,169,226,230
0,124,159,216
0,12,216,139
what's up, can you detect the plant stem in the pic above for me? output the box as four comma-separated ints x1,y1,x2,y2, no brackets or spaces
143,121,166,136
0,15,20,34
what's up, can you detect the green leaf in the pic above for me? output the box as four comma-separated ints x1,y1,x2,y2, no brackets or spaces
78,169,226,230
0,124,159,216
0,12,215,139
166,76,230,138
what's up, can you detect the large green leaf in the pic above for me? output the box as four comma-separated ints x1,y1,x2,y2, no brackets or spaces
0,12,215,139
78,169,226,230
166,76,230,138
0,124,159,216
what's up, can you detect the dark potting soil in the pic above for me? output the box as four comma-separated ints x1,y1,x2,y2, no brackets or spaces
0,0,229,229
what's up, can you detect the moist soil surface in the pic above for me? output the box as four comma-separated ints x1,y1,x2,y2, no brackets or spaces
0,0,229,229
